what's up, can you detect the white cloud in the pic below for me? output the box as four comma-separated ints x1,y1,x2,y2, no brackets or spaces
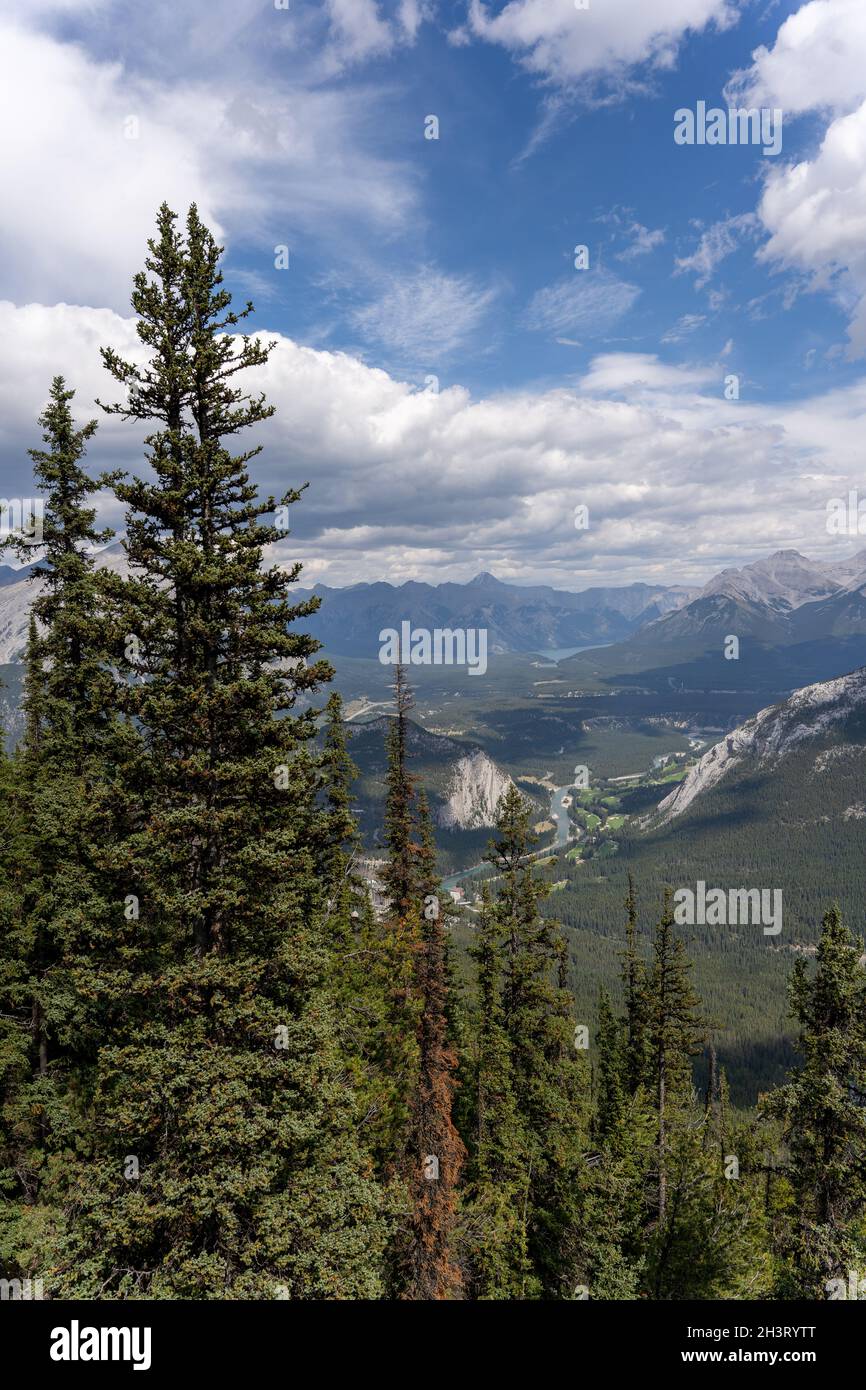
3,302,865,589
757,99,866,353
397,0,434,40
523,270,641,337
726,0,866,116
662,313,708,343
324,0,395,64
579,352,717,392
351,269,497,361
0,0,108,12
724,1,866,352
467,0,738,93
616,223,666,260
675,213,760,288
0,17,417,309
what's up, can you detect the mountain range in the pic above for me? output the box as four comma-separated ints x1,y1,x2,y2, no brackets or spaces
559,549,866,693
293,572,694,658
0,552,693,664
2,545,866,684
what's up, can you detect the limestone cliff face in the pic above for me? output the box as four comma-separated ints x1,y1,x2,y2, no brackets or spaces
438,749,514,831
653,667,866,826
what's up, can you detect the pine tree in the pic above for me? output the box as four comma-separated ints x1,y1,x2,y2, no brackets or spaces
399,790,464,1299
52,204,388,1298
621,873,650,1095
595,987,627,1143
461,883,531,1298
482,784,588,1297
381,664,418,921
364,665,420,1177
0,380,121,1280
646,890,704,1227
762,906,866,1297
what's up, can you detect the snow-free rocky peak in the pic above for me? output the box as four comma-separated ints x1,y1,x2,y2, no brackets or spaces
699,550,866,613
438,749,514,831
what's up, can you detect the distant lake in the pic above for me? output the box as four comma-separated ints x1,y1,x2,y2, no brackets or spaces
534,642,613,662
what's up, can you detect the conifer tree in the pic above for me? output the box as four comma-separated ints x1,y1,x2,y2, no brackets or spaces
482,784,587,1297
462,883,531,1298
621,873,650,1095
646,890,704,1227
595,987,627,1143
763,906,866,1297
367,665,421,1175
399,790,464,1299
0,380,120,1278
53,204,387,1298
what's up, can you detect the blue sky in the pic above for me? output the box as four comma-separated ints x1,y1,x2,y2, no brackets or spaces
226,0,855,404
1,0,866,589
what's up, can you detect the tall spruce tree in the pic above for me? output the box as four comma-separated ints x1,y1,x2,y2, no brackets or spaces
398,790,464,1299
621,874,650,1095
646,890,704,1228
52,204,388,1298
0,380,121,1280
461,882,531,1298
763,906,866,1297
481,784,588,1297
595,987,627,1143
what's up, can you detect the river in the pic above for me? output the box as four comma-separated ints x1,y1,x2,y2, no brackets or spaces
442,782,575,890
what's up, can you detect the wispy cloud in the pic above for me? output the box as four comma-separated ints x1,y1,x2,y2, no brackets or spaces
662,313,707,343
616,222,666,261
523,270,641,338
675,214,761,289
351,267,497,361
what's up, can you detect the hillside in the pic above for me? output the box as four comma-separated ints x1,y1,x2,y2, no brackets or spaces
543,666,866,1103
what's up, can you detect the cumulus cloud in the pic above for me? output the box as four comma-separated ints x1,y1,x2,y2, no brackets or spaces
757,100,866,354
467,0,738,94
725,0,866,353
0,16,417,309
2,301,865,589
725,0,866,116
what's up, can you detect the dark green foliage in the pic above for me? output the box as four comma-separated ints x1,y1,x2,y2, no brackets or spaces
460,785,588,1298
0,380,121,1282
762,906,866,1297
44,205,388,1298
1,205,863,1304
